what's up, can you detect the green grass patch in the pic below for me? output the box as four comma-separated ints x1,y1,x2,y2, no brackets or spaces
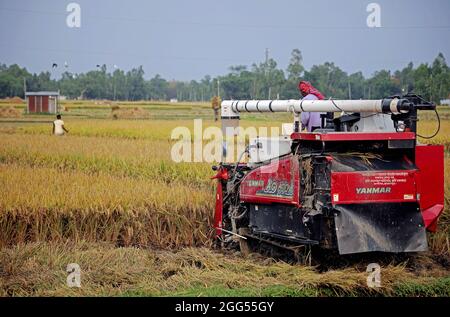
393,277,450,297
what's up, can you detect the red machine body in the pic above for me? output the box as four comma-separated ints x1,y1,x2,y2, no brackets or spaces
212,167,229,236
415,144,445,231
240,156,300,206
214,131,444,255
213,95,443,255
228,133,444,232
330,170,417,205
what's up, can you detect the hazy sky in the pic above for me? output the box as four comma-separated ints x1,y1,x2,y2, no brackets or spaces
0,0,449,80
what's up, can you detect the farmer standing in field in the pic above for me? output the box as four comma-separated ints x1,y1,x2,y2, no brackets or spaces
211,96,221,122
52,114,69,136
298,81,325,132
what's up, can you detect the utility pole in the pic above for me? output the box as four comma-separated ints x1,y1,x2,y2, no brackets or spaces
348,81,352,99
217,79,220,98
23,77,27,96
113,64,118,101
125,76,128,101
265,48,269,67
265,48,270,99
429,74,433,101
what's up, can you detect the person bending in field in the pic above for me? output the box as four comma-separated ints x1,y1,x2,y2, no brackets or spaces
298,81,325,132
52,114,69,136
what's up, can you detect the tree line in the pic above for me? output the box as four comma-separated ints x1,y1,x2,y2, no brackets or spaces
0,50,449,104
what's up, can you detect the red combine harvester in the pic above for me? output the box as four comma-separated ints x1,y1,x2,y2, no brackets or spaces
212,94,444,256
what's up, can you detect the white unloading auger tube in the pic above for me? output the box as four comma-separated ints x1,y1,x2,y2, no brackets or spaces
221,98,412,119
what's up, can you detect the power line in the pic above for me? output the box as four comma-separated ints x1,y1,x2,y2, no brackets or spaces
1,6,450,30
0,43,255,64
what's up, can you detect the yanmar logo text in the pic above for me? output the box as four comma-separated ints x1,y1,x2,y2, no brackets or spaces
356,187,392,194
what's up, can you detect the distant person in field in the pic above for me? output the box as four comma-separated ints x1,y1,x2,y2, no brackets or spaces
53,114,69,136
211,96,221,122
298,81,325,132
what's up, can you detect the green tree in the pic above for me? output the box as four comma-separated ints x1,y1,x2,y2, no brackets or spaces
367,70,401,99
304,62,348,98
412,63,431,100
251,59,285,99
27,71,57,92
111,69,127,100
127,66,145,101
282,49,305,98
1,53,448,103
59,72,81,99
220,65,253,99
287,49,304,80
0,64,30,98
394,62,415,94
147,74,169,100
347,72,365,99
430,53,450,102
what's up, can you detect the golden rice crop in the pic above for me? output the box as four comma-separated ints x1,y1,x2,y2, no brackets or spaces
0,108,448,255
0,103,449,297
0,106,22,118
417,119,450,150
17,119,194,140
110,107,151,119
3,242,448,297
0,134,213,187
0,164,214,248
11,118,290,139
0,118,286,249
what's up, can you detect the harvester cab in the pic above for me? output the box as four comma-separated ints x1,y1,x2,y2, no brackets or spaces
212,94,444,256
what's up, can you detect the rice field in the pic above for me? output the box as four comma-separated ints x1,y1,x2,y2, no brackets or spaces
0,100,449,296
2,242,449,297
